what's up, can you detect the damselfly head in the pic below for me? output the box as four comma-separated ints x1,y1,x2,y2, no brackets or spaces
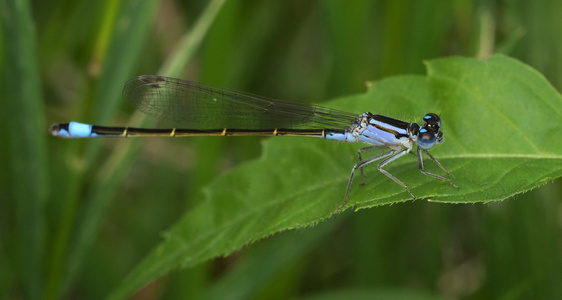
417,113,443,150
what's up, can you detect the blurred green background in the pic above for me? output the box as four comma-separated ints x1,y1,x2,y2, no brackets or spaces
1,0,561,299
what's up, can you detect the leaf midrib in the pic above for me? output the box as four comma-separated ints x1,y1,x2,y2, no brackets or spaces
439,153,562,159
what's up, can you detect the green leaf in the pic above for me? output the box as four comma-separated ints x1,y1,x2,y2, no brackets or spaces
198,220,336,300
110,55,562,297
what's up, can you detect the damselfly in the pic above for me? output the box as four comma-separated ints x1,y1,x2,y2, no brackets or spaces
50,75,458,213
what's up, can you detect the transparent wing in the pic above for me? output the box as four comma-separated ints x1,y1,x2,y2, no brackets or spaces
123,75,360,130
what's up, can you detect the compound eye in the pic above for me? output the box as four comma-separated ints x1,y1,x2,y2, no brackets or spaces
417,128,437,150
423,113,441,131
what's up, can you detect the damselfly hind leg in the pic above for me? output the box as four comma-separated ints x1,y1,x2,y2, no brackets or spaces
334,150,396,214
357,146,380,185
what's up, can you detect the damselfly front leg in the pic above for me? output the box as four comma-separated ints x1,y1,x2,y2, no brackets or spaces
416,147,458,188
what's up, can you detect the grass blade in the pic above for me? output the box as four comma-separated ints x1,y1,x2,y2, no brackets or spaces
0,0,47,298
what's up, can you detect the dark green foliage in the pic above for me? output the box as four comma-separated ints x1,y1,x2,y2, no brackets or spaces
1,0,561,299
